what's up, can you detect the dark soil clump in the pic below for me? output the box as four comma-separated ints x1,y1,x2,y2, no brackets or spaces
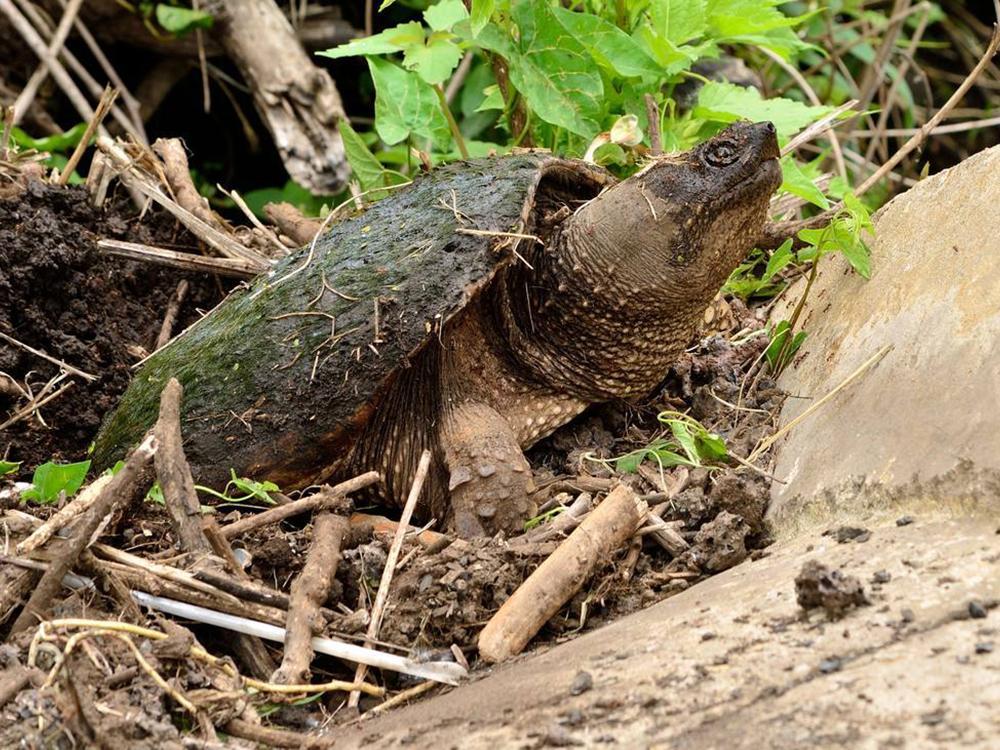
0,180,223,475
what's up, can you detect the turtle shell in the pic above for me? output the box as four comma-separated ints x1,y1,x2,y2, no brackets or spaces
93,154,613,488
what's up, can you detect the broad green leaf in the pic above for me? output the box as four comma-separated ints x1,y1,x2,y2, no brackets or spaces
780,155,829,209
763,239,795,280
318,22,424,59
503,0,603,138
668,420,700,464
11,123,87,154
696,432,728,460
338,120,389,193
474,84,504,112
694,81,833,138
616,451,645,473
470,0,494,36
706,0,812,57
424,0,469,32
551,7,662,79
403,32,464,85
647,0,707,46
592,142,627,166
21,460,91,505
0,460,19,476
155,4,214,35
367,57,450,145
634,25,707,74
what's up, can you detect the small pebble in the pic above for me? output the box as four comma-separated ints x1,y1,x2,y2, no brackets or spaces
901,608,915,623
974,642,994,654
895,515,915,527
819,657,842,673
569,670,593,696
968,601,988,619
872,570,892,584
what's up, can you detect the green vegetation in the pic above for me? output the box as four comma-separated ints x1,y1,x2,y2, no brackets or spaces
589,411,729,475
19,460,91,504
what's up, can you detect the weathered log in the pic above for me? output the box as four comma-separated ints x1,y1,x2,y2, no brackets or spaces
211,0,349,194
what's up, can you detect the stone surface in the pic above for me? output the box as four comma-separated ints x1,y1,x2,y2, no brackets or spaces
766,146,1000,532
341,514,1000,748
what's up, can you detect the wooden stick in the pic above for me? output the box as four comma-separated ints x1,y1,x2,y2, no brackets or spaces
348,450,432,708
153,138,226,230
349,512,450,549
97,239,262,279
156,280,190,350
644,93,662,156
0,331,96,381
16,474,113,555
219,472,379,539
264,201,322,246
154,379,212,555
10,0,85,124
59,85,117,186
96,136,269,266
223,719,333,750
478,485,648,663
272,512,350,684
9,433,156,635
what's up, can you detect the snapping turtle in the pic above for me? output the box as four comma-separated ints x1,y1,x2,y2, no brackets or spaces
95,121,780,537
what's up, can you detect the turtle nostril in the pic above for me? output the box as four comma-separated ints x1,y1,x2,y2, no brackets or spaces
762,121,776,135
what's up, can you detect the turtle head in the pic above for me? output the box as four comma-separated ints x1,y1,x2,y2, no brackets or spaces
559,120,780,303
633,120,781,279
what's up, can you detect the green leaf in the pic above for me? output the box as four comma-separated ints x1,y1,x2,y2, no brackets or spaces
155,4,214,35
615,451,645,474
780,155,829,209
763,239,795,281
317,22,424,59
403,32,464,85
337,120,389,194
470,0,494,36
592,142,627,166
424,0,469,32
11,123,87,154
694,81,833,138
503,0,604,138
21,460,91,505
647,0,707,46
0,460,20,476
367,58,450,145
551,7,662,79
474,84,504,112
668,419,700,464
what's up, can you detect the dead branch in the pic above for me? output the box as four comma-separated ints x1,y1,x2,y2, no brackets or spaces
154,378,213,556
212,0,349,193
0,331,96,381
264,201,322,246
349,511,450,549
156,280,190,350
153,138,226,230
16,475,114,555
222,718,334,749
272,511,350,684
478,485,648,663
59,86,117,185
348,450,432,708
219,471,379,539
9,433,156,635
97,239,262,279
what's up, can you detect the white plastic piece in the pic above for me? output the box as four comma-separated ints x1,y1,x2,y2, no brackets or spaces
131,591,466,685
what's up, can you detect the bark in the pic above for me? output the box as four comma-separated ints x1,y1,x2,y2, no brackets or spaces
477,485,647,662
212,0,349,194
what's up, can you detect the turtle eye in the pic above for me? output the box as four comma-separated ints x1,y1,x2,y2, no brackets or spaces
704,140,739,168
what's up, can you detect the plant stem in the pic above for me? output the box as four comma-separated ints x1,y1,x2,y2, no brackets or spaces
434,84,469,160
774,255,820,375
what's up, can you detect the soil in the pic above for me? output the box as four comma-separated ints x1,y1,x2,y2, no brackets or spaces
0,179,225,475
0,178,782,744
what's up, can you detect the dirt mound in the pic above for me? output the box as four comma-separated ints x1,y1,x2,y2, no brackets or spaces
0,180,222,474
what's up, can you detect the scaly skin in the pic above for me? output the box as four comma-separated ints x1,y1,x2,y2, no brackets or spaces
351,122,781,537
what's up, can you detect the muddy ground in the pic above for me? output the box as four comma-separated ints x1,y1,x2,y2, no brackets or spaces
1,181,785,745
0,180,224,472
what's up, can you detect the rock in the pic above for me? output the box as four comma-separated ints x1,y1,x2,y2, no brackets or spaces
767,146,1000,531
794,560,868,619
568,671,593,696
690,511,750,572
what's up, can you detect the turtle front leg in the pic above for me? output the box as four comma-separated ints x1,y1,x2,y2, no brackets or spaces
440,401,536,538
